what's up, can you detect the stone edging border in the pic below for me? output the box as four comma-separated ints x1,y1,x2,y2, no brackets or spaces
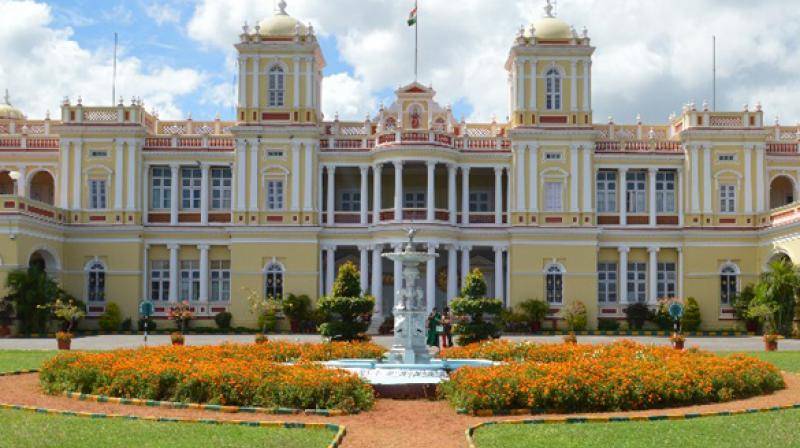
464,403,800,448
0,370,347,448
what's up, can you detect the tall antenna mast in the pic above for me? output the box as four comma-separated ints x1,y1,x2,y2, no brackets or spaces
112,32,118,105
712,35,716,111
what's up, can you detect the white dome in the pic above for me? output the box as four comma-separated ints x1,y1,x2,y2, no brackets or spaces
258,0,307,37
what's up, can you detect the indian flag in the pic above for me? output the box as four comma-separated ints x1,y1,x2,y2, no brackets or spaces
407,4,417,26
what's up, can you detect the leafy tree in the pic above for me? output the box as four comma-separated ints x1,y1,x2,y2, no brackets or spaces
564,301,588,331
318,262,375,341
749,260,800,336
682,297,702,331
6,267,61,334
451,269,503,345
98,302,122,332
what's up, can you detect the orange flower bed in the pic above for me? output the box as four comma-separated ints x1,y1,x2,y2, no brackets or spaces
440,340,785,413
39,341,385,413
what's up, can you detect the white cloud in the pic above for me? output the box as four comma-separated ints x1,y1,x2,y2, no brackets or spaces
0,0,205,120
143,2,181,26
185,0,800,123
322,73,376,120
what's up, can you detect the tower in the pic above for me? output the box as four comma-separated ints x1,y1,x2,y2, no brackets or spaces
505,0,594,127
235,0,326,125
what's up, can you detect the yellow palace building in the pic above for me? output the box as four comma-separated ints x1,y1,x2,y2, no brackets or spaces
1,1,800,330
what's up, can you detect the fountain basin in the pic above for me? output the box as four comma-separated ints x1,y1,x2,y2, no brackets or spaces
323,358,497,399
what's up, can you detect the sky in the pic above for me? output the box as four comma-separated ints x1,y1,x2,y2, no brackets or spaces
1,0,800,126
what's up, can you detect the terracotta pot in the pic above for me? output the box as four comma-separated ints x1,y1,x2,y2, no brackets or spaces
289,319,301,333
745,320,759,333
672,340,685,350
57,339,71,350
0,325,10,338
530,321,541,333
172,339,184,346
766,340,778,352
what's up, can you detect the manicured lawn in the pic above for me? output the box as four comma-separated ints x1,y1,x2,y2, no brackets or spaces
724,351,800,373
0,409,335,448
0,350,57,372
473,409,800,448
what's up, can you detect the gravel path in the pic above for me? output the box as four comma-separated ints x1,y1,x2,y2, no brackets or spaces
1,373,799,448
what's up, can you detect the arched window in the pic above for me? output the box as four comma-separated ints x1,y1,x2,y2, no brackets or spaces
268,65,285,107
87,261,106,302
545,68,562,110
264,262,284,299
545,264,563,304
720,264,738,305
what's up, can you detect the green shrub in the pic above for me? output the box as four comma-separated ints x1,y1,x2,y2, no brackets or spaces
733,284,757,324
682,297,702,331
98,303,122,332
120,318,132,332
6,267,61,334
282,294,311,322
318,262,375,342
451,269,502,345
563,301,587,331
652,301,673,331
597,318,620,331
519,299,548,326
499,309,529,333
137,317,157,332
624,302,651,330
214,311,233,330
257,310,280,334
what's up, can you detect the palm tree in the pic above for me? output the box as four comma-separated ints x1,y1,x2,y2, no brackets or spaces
753,259,800,336
6,266,60,334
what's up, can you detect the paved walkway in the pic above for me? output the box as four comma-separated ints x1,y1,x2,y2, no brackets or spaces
1,334,798,352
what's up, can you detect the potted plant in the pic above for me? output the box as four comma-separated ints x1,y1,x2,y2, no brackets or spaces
170,332,185,346
670,333,686,350
733,284,759,332
168,300,194,340
0,296,13,337
748,303,781,351
563,332,578,344
244,287,283,342
39,299,85,350
564,301,588,332
282,294,311,333
254,334,269,344
519,299,548,332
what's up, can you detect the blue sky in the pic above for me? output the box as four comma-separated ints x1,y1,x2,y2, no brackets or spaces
4,0,800,125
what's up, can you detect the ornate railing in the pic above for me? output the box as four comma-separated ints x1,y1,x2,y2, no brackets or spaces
595,140,681,153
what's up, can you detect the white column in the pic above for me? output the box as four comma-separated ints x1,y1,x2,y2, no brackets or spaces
305,58,314,109
690,145,700,213
447,164,457,224
678,168,685,227
168,244,179,302
582,59,590,111
505,167,512,223
127,140,137,210
142,244,150,299
200,164,210,225
251,56,260,111
529,58,537,110
114,140,124,210
427,161,436,221
648,247,659,304
373,164,383,223
293,56,300,109
249,140,259,211
142,164,149,224
744,148,753,213
677,247,684,299
198,244,210,303
72,140,82,209
619,167,628,226
426,243,437,314
570,145,579,212
303,143,314,211
703,145,712,214
393,161,403,220
649,167,657,227
461,167,470,225
359,245,369,293
618,247,629,304
755,144,765,212
59,141,70,208
460,245,471,287
570,60,578,112
326,166,335,225
529,145,538,212
16,165,27,198
360,166,369,224
237,57,246,107
447,245,458,301
494,247,505,303
325,246,336,295
291,143,300,211
169,164,179,225
515,145,527,211
582,147,592,212
235,139,247,211
371,244,384,315
494,166,503,224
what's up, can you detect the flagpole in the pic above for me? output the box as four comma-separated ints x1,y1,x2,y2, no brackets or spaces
414,0,418,82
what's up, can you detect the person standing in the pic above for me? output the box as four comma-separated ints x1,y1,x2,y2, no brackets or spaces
426,310,441,348
441,306,453,348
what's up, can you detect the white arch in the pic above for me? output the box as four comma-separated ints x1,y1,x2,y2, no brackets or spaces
543,261,566,274
83,256,107,272
263,259,286,272
27,245,61,272
719,261,740,275
25,167,56,185
766,249,793,268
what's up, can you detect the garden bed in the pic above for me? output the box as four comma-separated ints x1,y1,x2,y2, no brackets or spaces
440,340,785,414
39,341,385,413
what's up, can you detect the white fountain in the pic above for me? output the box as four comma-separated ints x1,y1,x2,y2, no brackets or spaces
324,229,495,398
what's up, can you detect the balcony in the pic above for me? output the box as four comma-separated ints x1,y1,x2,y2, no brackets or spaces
0,195,67,225
595,140,681,154
320,130,511,153
0,136,59,151
144,136,235,151
766,142,798,155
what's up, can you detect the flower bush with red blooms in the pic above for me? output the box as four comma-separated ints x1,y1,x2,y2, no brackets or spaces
39,341,385,413
439,340,784,413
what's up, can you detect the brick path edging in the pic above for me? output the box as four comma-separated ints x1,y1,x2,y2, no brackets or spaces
464,403,800,448
0,370,347,448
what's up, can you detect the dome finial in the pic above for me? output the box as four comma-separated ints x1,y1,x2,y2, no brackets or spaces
277,0,288,15
544,0,556,18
